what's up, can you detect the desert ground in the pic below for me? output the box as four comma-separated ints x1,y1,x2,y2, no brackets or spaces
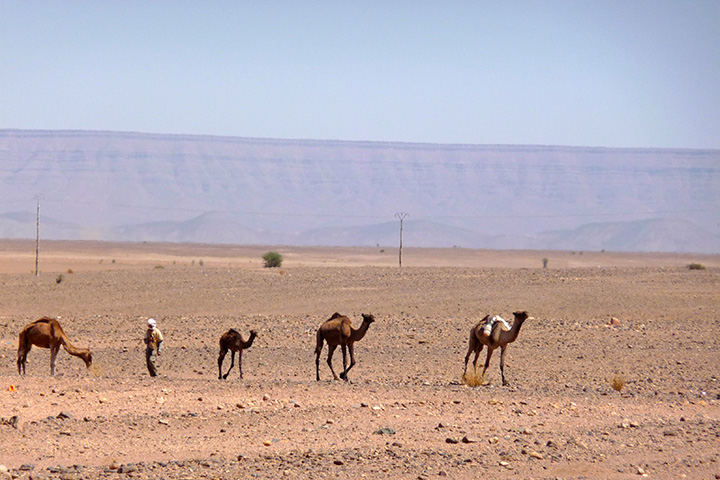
0,240,719,480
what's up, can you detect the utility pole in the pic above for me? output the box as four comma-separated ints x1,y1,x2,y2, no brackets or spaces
395,212,408,268
35,195,40,276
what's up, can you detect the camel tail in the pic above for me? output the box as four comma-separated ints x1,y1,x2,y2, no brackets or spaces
314,329,324,355
18,328,29,350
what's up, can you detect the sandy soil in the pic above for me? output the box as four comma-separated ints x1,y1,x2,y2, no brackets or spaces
0,240,719,479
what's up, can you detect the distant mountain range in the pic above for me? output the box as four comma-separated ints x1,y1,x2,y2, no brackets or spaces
1,129,718,253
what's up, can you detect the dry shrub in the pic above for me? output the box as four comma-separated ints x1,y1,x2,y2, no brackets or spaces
687,263,706,270
610,374,625,392
463,370,485,387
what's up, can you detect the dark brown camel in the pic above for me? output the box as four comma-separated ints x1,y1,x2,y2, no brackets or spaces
17,317,93,376
315,312,375,382
218,329,257,379
463,311,532,386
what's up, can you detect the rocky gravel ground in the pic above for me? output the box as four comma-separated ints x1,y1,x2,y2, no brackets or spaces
0,241,719,479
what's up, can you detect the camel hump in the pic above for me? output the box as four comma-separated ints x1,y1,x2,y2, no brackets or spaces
329,312,344,320
228,328,240,335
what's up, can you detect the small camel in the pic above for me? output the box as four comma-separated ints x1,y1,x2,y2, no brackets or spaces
463,311,532,386
17,317,93,376
315,312,375,382
218,329,257,380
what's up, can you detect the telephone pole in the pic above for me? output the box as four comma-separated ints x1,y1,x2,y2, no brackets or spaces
395,212,408,268
35,195,40,276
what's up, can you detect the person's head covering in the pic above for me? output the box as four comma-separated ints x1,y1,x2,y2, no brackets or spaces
147,318,157,328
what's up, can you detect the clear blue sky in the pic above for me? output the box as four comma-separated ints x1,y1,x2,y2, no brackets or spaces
2,1,719,148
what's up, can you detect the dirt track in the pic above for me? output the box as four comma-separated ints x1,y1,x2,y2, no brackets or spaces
1,241,719,479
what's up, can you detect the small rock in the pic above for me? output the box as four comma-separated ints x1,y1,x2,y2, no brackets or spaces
445,437,459,444
374,427,395,435
262,394,270,401
158,419,169,425
529,451,543,459
263,440,272,446
333,460,344,466
117,464,136,474
461,436,479,444
20,464,35,471
610,317,620,326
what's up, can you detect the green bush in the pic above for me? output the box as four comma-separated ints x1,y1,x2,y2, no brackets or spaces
263,251,283,268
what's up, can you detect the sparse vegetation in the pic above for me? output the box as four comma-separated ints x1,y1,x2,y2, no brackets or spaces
542,257,548,268
199,259,204,267
154,265,164,270
687,262,706,270
462,371,485,387
262,251,283,268
610,374,625,392
56,274,64,284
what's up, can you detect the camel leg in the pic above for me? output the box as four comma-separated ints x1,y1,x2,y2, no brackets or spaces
480,347,496,385
224,351,236,380
218,346,228,379
499,345,509,386
50,345,59,376
237,349,244,379
340,344,356,381
326,344,339,380
338,344,348,380
463,333,475,377
315,334,325,381
472,344,483,372
315,347,322,381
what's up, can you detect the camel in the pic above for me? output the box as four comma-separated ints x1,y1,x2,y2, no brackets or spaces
463,311,532,386
218,329,257,380
17,317,93,376
315,312,375,382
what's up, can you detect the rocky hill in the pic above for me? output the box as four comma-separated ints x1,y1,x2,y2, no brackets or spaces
1,129,718,252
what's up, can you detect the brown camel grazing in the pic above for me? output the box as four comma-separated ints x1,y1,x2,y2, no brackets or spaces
463,311,532,386
17,317,93,376
315,312,375,382
218,329,257,379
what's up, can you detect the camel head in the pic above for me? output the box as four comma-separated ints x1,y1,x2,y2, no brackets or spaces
361,313,376,324
249,330,258,338
512,311,532,322
82,351,93,369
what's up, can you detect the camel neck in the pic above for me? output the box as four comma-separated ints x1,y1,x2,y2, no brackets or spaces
351,320,372,341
